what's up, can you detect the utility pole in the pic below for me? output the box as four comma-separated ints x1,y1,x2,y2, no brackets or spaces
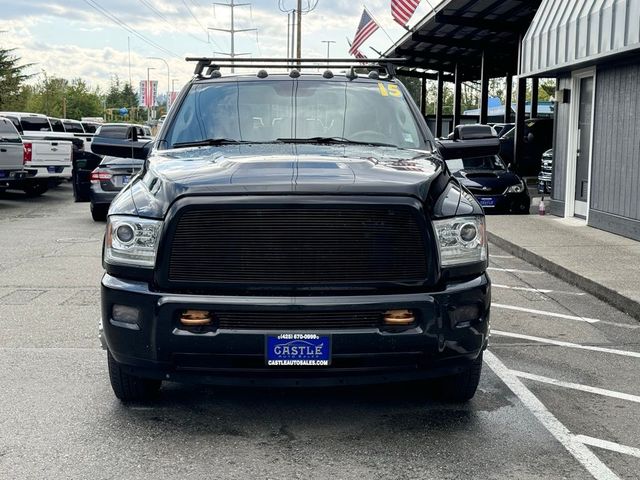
321,40,335,59
296,0,302,59
209,0,256,73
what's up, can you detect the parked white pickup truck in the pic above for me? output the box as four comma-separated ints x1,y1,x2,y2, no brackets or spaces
0,112,73,196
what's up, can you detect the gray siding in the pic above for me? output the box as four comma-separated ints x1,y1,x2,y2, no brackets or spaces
590,63,640,223
551,76,571,202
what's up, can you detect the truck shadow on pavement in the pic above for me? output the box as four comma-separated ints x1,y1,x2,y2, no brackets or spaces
107,380,513,440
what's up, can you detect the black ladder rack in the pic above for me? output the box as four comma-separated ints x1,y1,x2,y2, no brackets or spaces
185,57,407,78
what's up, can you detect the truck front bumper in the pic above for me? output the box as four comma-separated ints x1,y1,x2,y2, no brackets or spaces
101,274,491,387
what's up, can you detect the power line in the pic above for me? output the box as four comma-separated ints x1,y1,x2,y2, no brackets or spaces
138,0,209,45
82,0,181,59
209,0,257,72
180,0,212,39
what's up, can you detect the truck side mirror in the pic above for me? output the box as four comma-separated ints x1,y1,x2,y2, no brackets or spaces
437,124,500,160
91,136,152,160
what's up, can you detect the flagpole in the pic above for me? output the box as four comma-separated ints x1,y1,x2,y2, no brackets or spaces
364,5,395,44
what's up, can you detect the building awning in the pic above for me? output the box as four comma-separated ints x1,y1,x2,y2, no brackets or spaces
385,0,542,80
521,0,640,77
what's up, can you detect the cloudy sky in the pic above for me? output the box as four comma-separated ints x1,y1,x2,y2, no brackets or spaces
0,0,442,94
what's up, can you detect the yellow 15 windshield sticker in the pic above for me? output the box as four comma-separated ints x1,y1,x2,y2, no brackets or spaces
377,82,402,97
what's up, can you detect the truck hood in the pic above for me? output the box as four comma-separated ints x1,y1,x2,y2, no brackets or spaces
118,144,444,218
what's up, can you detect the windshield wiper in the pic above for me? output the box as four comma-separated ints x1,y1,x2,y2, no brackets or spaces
275,136,398,148
171,138,253,148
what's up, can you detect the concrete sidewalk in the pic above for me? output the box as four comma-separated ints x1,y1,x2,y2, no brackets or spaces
486,214,640,320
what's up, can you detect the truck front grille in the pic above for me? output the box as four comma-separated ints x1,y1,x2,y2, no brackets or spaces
215,311,386,330
166,205,428,286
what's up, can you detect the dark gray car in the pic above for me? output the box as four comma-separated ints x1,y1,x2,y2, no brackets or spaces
89,156,143,221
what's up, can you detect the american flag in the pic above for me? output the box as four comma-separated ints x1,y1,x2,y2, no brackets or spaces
353,49,367,60
349,9,379,55
391,0,421,26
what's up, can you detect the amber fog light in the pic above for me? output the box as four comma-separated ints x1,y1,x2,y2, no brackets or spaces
111,304,140,330
180,310,212,326
384,309,416,325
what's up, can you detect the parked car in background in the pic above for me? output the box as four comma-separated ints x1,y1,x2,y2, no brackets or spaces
537,149,553,194
81,121,101,133
95,123,154,141
89,155,144,221
490,123,514,137
0,112,74,196
62,119,85,134
446,154,530,214
498,118,553,177
48,117,66,132
0,117,28,189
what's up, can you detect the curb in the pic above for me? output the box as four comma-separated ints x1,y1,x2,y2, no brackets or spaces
488,232,640,322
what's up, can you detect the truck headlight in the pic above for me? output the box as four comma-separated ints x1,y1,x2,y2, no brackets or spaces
507,181,526,193
105,216,162,268
433,216,487,267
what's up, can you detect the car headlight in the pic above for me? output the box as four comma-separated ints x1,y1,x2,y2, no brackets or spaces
105,215,162,268
433,216,487,267
507,181,526,193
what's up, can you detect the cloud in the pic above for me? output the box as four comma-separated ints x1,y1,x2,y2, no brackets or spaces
0,0,441,90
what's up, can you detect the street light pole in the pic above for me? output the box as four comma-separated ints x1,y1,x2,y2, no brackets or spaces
147,57,170,109
146,67,156,122
321,40,336,59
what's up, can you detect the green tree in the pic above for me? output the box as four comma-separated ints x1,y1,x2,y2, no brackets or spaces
21,74,103,119
65,79,103,119
0,47,32,110
105,75,138,110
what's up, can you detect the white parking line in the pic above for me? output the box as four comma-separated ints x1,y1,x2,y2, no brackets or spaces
488,267,543,274
493,303,600,323
511,370,640,404
574,435,640,460
492,330,640,359
489,254,514,259
493,284,586,296
484,351,620,479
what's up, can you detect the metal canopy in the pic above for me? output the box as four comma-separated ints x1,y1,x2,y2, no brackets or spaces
386,0,542,80
521,0,640,77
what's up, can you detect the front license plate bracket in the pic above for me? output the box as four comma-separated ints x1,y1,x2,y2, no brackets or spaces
266,333,331,366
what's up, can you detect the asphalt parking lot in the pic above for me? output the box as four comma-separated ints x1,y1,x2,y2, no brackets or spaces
1,184,639,480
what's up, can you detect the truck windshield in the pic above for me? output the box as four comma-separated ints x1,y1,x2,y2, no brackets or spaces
163,79,429,150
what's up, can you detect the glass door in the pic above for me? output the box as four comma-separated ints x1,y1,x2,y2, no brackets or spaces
574,76,593,218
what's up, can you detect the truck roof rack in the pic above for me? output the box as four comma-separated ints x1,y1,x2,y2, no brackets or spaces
185,57,407,79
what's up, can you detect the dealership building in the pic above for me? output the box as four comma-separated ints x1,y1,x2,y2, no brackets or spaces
386,0,640,241
521,0,640,240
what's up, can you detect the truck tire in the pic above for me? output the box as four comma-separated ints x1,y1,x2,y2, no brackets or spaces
72,173,89,202
91,203,108,222
432,353,483,402
107,350,161,402
22,181,49,197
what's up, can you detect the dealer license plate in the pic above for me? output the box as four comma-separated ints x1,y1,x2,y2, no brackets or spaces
478,196,496,208
122,175,130,185
266,334,331,366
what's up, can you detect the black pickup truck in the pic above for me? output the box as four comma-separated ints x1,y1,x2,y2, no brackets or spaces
93,58,495,403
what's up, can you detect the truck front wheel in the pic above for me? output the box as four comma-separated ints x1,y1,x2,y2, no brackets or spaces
107,350,162,402
431,353,483,402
